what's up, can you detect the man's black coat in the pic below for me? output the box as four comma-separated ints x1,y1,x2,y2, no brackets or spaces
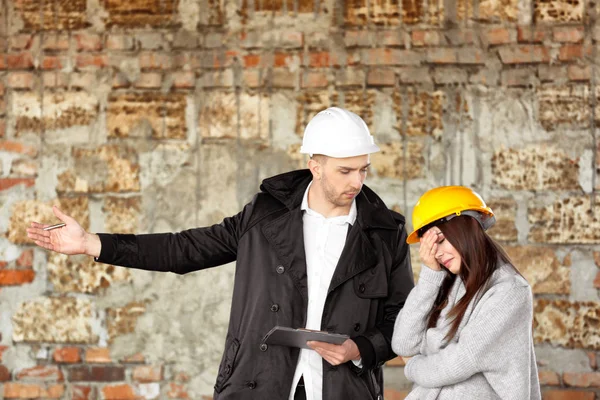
97,169,415,399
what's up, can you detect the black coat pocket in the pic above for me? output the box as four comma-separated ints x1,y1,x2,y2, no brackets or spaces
214,338,240,393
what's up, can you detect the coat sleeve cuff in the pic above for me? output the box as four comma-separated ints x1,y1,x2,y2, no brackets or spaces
95,233,116,263
352,335,376,371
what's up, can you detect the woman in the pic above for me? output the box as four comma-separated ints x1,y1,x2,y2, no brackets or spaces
392,186,541,399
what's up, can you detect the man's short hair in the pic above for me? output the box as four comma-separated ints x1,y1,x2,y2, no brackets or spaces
310,154,328,164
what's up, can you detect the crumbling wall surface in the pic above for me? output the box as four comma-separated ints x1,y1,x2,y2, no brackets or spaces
0,0,599,398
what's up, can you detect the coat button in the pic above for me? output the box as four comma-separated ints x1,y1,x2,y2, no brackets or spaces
354,323,361,332
225,365,231,374
270,304,279,312
247,381,257,389
276,265,285,274
359,283,366,293
260,343,268,352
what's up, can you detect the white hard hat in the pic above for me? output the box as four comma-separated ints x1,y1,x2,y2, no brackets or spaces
299,107,380,158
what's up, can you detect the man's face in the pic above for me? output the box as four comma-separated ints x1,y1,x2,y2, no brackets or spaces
317,154,370,208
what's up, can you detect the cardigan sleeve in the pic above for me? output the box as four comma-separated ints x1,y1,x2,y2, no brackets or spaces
391,266,446,357
404,282,536,400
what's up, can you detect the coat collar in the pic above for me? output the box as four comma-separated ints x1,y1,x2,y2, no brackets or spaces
259,169,398,231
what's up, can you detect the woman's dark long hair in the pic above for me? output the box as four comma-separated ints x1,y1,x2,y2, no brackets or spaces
425,215,517,341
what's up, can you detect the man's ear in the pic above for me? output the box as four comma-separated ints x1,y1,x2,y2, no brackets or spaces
308,158,321,180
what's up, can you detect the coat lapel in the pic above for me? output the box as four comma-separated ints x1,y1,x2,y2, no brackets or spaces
261,208,308,303
328,221,377,294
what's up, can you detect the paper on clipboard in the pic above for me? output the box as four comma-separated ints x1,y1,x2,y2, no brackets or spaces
262,326,349,349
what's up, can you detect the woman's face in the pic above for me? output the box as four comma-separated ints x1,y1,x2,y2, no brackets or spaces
430,226,462,274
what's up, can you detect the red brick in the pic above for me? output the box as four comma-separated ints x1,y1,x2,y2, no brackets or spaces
0,346,8,362
564,371,600,387
106,35,134,51
167,382,189,399
135,72,162,89
539,370,561,385
367,68,395,86
0,269,35,285
301,70,328,88
306,51,332,68
568,65,591,81
209,50,238,69
76,54,109,68
589,352,598,370
0,364,10,381
139,52,172,70
5,52,34,69
379,30,406,47
486,27,513,45
85,348,111,363
498,45,550,64
172,71,196,89
0,178,36,192
426,48,457,64
75,33,103,52
362,48,420,65
102,384,137,400
132,365,162,382
518,26,547,43
553,26,584,43
0,141,37,156
69,365,124,381
72,385,94,400
53,347,81,363
344,30,372,47
122,353,145,363
243,54,261,68
559,45,592,62
41,35,70,51
41,56,65,70
9,34,33,50
384,388,410,400
0,365,10,382
16,250,33,268
273,52,296,68
542,390,595,400
42,72,68,88
412,30,443,46
3,382,65,399
16,365,63,381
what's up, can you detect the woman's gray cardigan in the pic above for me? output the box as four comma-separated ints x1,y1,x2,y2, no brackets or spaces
392,264,542,399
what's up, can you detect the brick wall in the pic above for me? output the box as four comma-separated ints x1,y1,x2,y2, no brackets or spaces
0,0,599,398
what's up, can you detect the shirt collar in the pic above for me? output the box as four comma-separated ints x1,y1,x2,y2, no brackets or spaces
301,181,358,225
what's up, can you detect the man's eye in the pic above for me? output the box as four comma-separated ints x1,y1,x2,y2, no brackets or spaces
340,170,349,174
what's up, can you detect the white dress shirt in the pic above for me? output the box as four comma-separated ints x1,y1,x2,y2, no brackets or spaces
288,181,358,400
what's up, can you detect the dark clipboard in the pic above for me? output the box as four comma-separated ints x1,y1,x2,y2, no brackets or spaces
263,326,349,349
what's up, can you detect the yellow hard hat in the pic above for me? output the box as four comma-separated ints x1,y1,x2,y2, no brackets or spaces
407,186,495,244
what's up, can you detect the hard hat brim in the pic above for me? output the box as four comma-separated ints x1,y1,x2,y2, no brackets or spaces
300,143,380,158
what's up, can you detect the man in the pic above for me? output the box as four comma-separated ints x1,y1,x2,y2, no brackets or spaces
27,107,414,400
